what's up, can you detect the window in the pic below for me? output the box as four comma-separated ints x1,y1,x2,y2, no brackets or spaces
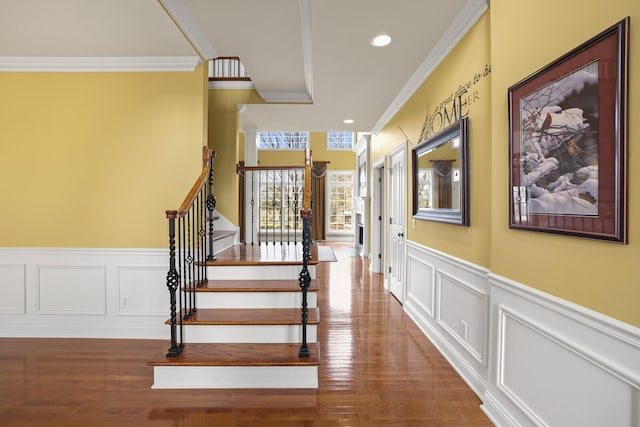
327,171,354,233
258,170,304,232
416,169,433,209
327,131,355,150
258,132,309,150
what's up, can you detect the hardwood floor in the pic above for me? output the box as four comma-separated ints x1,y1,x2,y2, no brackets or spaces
0,242,493,426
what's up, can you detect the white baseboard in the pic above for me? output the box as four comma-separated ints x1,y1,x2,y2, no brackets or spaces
403,240,640,427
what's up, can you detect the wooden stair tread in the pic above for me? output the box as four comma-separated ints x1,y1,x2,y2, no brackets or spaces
148,342,320,367
193,279,319,292
207,243,319,266
168,308,319,325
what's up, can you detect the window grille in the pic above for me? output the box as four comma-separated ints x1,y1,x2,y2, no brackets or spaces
327,131,355,150
258,132,309,150
327,171,354,232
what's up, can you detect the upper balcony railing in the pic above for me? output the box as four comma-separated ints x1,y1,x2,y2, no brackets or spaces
208,57,251,81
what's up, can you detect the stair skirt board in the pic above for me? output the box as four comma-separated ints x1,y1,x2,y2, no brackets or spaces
207,265,316,280
195,292,317,309
181,324,317,343
151,365,318,389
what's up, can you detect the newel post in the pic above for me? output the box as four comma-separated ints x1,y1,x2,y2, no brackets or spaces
165,211,182,357
298,209,312,357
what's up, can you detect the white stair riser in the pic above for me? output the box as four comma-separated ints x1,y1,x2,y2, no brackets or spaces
152,365,318,389
196,292,317,309
212,235,236,255
182,324,317,343
207,265,316,280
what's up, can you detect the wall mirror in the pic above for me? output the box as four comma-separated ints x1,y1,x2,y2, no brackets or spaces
412,117,469,225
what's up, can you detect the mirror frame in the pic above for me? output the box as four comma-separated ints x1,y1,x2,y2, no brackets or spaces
412,117,469,225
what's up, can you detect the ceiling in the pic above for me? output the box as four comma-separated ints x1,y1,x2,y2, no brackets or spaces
0,0,487,133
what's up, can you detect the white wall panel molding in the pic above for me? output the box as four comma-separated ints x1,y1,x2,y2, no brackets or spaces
485,273,640,427
116,266,168,316
406,252,435,317
0,247,169,339
36,265,107,315
404,241,490,397
436,270,488,365
0,264,26,314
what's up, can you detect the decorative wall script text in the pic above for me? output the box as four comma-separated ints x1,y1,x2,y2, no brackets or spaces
418,64,491,141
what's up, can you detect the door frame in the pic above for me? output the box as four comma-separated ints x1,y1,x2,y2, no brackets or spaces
371,158,386,274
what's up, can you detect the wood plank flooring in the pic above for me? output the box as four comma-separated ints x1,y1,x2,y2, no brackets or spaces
0,242,493,426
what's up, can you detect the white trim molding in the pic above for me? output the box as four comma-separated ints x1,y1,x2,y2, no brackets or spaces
371,0,488,134
0,56,202,72
158,0,218,60
256,91,313,103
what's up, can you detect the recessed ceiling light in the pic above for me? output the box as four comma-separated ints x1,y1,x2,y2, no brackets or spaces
370,34,392,47
343,119,355,124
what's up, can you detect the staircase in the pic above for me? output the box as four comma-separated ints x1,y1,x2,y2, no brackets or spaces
147,244,320,389
148,147,320,389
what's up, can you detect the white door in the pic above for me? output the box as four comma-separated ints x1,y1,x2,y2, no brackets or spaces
387,143,406,302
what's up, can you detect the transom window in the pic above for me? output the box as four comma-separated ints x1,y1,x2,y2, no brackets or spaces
258,132,309,150
327,131,355,150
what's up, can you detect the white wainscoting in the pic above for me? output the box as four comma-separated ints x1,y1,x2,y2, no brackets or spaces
404,241,490,397
0,248,169,338
403,240,640,427
484,274,640,427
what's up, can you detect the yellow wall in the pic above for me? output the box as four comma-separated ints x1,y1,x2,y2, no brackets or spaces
208,89,263,224
0,67,208,248
257,132,355,170
373,12,492,267
490,0,640,326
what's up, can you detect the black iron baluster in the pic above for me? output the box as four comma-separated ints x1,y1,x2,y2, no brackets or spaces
206,151,216,261
293,173,299,245
272,170,277,245
250,170,255,245
185,211,194,318
286,172,291,245
198,190,206,287
165,214,182,357
258,170,262,246
280,169,284,246
298,210,312,357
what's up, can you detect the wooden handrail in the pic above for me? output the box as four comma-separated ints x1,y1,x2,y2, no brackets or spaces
236,164,304,173
166,147,215,219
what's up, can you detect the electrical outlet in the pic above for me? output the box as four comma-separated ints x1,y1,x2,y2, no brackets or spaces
459,320,468,342
121,296,129,308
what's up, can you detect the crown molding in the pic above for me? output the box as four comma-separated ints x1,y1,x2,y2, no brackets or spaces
158,0,217,60
0,56,202,72
298,0,314,101
258,91,313,103
371,0,488,134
